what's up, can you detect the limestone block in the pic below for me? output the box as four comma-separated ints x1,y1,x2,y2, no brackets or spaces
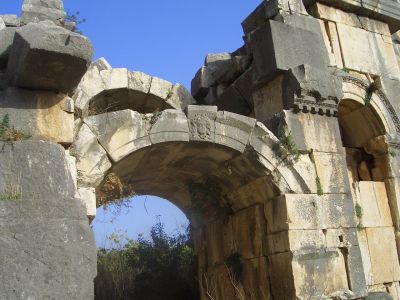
318,20,337,67
76,187,96,218
325,228,359,248
267,229,326,254
149,76,173,101
326,21,344,69
149,109,189,144
205,219,234,266
292,248,350,299
0,15,20,27
166,83,195,110
0,140,96,299
282,109,343,153
76,63,107,104
358,229,374,285
191,66,212,99
313,152,351,194
354,181,393,228
0,88,74,144
231,204,267,259
100,68,129,91
21,0,66,25
274,153,317,194
187,105,217,143
359,16,391,36
226,177,279,211
265,194,356,233
241,257,271,300
336,23,400,79
0,27,17,69
309,3,362,28
249,19,329,85
387,281,400,300
65,150,77,191
283,64,343,108
0,17,5,30
215,110,256,153
70,124,111,187
385,178,400,230
7,21,93,93
84,109,151,162
269,252,296,299
252,75,284,123
380,77,400,124
366,227,400,285
248,121,282,171
214,84,251,116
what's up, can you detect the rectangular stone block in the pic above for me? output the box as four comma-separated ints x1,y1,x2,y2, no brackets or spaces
284,110,343,153
354,181,393,228
292,248,350,299
336,23,400,79
265,194,356,233
0,88,74,144
205,218,234,266
249,19,329,85
313,152,352,194
366,227,400,285
241,257,271,300
385,178,400,230
310,2,362,28
232,204,267,259
269,251,296,299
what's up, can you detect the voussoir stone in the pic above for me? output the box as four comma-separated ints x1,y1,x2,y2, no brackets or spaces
84,110,152,163
7,21,93,93
70,123,112,187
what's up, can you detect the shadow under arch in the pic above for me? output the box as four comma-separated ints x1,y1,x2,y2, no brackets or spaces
74,104,317,299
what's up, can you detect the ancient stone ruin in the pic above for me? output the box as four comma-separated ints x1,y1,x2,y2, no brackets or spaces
1,0,400,299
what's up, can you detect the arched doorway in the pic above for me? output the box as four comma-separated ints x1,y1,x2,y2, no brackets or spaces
338,82,400,295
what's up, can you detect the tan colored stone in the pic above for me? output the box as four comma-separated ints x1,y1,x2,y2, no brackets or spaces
366,227,400,284
336,23,400,79
386,178,400,231
387,281,400,300
313,152,351,194
327,21,344,69
292,248,350,299
232,204,266,259
358,16,391,36
355,181,393,228
265,194,356,233
310,3,362,28
358,229,374,285
269,252,296,299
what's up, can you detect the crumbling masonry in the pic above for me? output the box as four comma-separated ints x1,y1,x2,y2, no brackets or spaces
1,0,400,299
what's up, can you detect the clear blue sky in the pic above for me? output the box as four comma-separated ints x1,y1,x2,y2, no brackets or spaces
0,0,262,246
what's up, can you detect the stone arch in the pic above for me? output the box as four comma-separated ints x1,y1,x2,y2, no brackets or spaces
71,97,318,298
73,59,195,118
338,75,400,291
342,75,400,136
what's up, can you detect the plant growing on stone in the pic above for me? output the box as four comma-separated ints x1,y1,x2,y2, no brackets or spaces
0,178,22,201
225,252,243,280
64,11,86,33
355,203,365,231
0,114,30,146
316,176,324,196
277,125,300,163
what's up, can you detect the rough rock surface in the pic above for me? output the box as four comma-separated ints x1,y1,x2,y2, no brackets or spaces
7,21,93,93
0,140,96,300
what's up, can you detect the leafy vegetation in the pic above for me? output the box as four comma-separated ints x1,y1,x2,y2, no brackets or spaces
277,125,300,163
0,114,30,143
316,176,324,196
95,222,199,300
355,203,365,231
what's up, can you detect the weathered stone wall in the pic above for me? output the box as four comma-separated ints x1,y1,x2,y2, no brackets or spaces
2,0,400,299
